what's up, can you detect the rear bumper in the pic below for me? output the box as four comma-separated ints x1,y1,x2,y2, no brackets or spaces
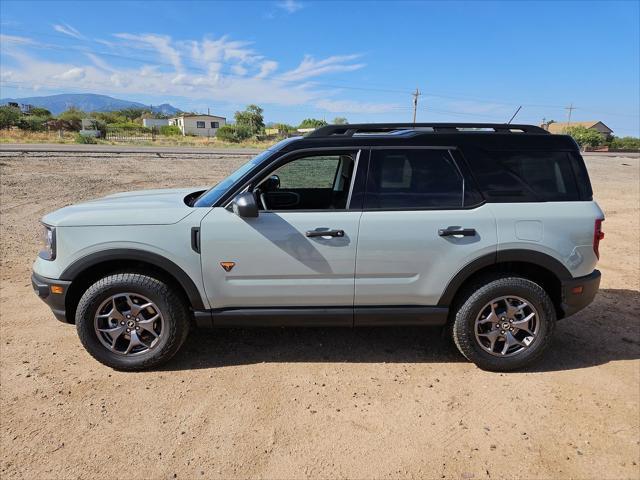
561,269,601,318
31,271,71,323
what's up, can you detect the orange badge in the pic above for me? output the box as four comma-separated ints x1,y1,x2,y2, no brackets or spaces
220,261,236,272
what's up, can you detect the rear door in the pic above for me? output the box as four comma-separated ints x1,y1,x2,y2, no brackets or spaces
354,147,497,319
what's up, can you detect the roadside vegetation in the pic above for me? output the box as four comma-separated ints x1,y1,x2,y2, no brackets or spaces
542,120,640,151
0,103,346,148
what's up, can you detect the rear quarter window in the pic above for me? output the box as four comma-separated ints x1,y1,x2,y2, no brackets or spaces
474,150,581,202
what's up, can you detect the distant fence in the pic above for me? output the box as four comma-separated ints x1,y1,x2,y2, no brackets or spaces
105,127,155,142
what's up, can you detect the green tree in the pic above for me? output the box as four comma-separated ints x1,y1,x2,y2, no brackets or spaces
0,105,21,129
565,125,603,148
273,123,296,134
94,111,127,124
29,107,52,117
58,108,85,131
234,105,264,135
299,118,328,129
216,124,252,143
332,117,348,125
119,108,148,121
17,116,49,131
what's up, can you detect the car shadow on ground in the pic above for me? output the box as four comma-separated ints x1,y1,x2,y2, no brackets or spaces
162,289,640,372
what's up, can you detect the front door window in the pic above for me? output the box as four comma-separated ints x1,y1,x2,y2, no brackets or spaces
254,153,357,211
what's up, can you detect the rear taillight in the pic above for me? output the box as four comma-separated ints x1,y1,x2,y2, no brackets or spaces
593,219,605,259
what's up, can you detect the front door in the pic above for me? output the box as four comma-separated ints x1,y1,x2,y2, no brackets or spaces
200,150,364,314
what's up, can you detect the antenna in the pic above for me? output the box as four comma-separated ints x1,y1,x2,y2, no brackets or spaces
507,106,522,124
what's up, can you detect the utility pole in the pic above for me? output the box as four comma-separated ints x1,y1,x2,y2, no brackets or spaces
565,103,575,127
412,88,421,124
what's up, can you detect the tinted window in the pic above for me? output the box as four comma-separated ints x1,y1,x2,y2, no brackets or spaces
481,151,579,201
365,149,463,209
276,156,340,189
196,121,205,128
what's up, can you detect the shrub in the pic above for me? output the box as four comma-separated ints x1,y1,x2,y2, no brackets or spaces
0,105,21,129
17,115,49,132
609,136,640,151
75,133,97,144
159,125,182,136
216,124,252,143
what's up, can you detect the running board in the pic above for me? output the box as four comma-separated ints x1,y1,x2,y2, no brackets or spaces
193,306,449,328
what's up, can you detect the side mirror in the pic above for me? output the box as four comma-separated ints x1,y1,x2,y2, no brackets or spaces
231,192,259,218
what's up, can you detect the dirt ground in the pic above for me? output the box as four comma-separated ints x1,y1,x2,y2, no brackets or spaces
1,151,638,480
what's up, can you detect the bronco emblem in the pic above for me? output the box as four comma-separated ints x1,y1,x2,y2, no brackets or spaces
220,261,236,272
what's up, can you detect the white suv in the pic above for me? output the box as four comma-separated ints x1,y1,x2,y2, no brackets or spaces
32,123,604,371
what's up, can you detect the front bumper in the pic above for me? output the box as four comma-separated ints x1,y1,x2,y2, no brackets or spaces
31,271,72,323
561,269,601,318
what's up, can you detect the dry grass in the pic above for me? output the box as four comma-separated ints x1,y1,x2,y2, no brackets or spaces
0,129,276,149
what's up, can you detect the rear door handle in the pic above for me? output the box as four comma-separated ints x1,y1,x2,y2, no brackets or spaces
305,229,345,238
438,227,476,237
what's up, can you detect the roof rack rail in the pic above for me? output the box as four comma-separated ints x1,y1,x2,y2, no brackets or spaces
306,123,549,137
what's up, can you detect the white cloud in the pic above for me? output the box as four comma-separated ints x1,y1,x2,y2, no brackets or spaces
52,23,84,40
276,0,303,13
0,34,38,46
257,60,278,78
114,33,183,71
280,54,365,81
54,67,86,81
0,31,400,118
187,36,262,69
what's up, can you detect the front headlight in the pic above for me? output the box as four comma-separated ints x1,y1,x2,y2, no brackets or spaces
39,224,56,260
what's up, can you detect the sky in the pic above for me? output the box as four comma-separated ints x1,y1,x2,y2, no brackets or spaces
0,0,638,135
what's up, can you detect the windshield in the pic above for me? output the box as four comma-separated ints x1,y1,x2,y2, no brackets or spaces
193,138,300,207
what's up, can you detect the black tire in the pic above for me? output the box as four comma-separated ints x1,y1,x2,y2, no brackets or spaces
75,273,191,371
452,275,556,371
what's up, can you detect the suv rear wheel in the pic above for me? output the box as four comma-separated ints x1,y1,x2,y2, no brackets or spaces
452,276,556,371
75,273,190,371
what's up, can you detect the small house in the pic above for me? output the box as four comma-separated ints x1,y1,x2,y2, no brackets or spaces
169,114,226,137
544,121,613,139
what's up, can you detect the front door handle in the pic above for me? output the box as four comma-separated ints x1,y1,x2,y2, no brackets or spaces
438,227,476,237
305,229,345,238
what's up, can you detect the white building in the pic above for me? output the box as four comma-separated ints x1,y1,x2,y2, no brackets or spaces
169,114,226,137
142,118,170,128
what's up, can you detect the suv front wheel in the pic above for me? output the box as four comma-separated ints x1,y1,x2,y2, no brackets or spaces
452,276,556,371
75,273,191,371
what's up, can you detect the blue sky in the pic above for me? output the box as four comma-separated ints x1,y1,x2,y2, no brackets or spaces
1,0,638,135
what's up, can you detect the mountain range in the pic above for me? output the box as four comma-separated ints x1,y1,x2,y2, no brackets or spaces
0,93,181,115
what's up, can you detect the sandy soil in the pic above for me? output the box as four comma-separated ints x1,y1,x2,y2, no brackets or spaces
1,151,638,480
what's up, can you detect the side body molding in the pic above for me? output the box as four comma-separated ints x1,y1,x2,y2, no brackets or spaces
60,248,205,310
437,249,572,307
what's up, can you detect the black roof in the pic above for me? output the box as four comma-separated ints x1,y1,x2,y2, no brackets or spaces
284,123,578,152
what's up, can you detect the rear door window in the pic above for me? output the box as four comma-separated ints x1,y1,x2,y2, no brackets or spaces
364,149,464,209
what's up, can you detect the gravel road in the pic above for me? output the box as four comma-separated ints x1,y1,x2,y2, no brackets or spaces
1,151,638,479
